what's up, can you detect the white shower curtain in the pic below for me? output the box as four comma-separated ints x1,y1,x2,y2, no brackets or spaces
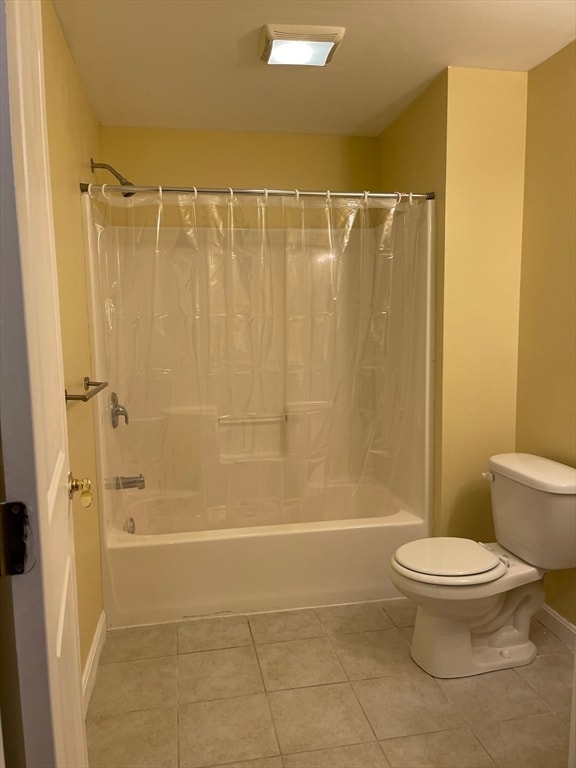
88,188,429,531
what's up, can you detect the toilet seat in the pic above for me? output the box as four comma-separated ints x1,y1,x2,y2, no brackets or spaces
391,537,509,585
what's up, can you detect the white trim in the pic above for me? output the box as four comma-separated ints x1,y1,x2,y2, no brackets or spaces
569,658,576,768
536,604,576,651
0,706,5,768
423,200,435,538
82,612,107,717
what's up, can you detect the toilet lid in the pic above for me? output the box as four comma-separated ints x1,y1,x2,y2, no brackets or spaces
394,537,503,577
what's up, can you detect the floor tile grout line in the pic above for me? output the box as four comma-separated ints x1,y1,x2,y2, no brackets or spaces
249,607,327,646
280,736,382,757
461,708,570,766
341,667,468,742
100,611,571,645
377,602,399,631
377,722,499,766
502,666,558,718
175,703,181,768
104,605,414,657
99,650,178,666
346,675,388,747
86,701,177,722
321,626,419,685
248,615,284,761
255,633,348,689
281,736,388,765
320,618,353,684
314,602,409,635
179,641,254,655
490,711,571,766
468,718,515,768
261,690,284,759
267,683,384,758
176,628,182,768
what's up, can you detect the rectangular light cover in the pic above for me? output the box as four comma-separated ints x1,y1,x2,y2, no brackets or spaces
260,25,345,67
268,40,335,67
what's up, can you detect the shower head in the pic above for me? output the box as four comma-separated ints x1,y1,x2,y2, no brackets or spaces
90,158,135,197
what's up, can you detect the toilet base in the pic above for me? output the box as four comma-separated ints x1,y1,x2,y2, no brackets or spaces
409,581,545,678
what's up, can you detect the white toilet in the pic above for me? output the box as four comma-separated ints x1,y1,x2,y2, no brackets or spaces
390,453,576,678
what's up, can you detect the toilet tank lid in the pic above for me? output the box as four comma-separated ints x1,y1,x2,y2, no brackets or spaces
489,453,576,494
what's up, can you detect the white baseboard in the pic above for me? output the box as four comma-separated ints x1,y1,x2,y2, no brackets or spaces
82,611,107,717
536,604,576,651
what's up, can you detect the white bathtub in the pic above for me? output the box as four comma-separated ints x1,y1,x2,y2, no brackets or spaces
85,197,435,629
102,509,426,627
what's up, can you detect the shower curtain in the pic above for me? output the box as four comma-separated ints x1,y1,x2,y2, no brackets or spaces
87,188,429,532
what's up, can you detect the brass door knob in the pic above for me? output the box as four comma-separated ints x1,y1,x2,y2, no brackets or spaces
68,473,94,508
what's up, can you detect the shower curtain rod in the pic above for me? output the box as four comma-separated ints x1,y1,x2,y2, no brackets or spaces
79,182,434,200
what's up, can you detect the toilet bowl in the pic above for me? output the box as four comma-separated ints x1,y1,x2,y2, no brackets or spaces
390,539,546,677
390,454,576,678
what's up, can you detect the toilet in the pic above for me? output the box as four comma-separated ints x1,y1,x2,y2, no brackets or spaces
390,453,576,678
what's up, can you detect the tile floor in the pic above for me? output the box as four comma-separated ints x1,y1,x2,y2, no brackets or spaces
86,600,574,768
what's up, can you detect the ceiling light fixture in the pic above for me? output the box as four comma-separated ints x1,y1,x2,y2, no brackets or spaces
259,24,345,67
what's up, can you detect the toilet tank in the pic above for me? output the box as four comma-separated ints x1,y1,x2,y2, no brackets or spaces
488,453,576,570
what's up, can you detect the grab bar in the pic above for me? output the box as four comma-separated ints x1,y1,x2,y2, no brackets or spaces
65,377,109,403
218,414,287,425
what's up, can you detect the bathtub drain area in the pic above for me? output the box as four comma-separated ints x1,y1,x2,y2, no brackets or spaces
123,517,135,534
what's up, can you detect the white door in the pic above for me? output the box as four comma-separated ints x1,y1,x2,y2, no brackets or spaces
0,1,87,765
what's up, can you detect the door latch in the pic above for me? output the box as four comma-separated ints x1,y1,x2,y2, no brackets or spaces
68,474,94,508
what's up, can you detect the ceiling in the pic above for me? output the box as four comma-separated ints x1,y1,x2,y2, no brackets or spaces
53,0,575,137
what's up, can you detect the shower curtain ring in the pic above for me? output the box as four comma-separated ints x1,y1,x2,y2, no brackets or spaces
228,187,234,201
326,190,331,204
409,192,414,206
264,188,269,203
101,183,108,199
395,192,402,205
158,185,163,201
294,189,300,202
364,191,369,204
192,186,198,201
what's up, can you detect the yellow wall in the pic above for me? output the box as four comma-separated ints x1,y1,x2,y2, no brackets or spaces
41,0,103,667
378,72,448,534
441,68,527,541
380,69,527,545
517,42,576,622
100,126,378,191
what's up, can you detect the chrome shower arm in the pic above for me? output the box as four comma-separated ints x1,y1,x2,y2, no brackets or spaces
90,158,133,187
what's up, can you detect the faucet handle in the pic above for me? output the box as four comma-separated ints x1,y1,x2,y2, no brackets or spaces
111,392,129,428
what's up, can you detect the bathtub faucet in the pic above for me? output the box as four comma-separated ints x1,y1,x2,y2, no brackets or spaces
105,475,145,490
110,392,129,428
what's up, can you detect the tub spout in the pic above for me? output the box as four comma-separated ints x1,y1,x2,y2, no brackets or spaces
105,475,145,490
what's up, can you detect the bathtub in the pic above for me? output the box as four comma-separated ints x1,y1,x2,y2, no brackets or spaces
102,503,426,627
85,195,435,629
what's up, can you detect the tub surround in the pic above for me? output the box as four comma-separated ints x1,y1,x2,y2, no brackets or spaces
84,188,433,627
